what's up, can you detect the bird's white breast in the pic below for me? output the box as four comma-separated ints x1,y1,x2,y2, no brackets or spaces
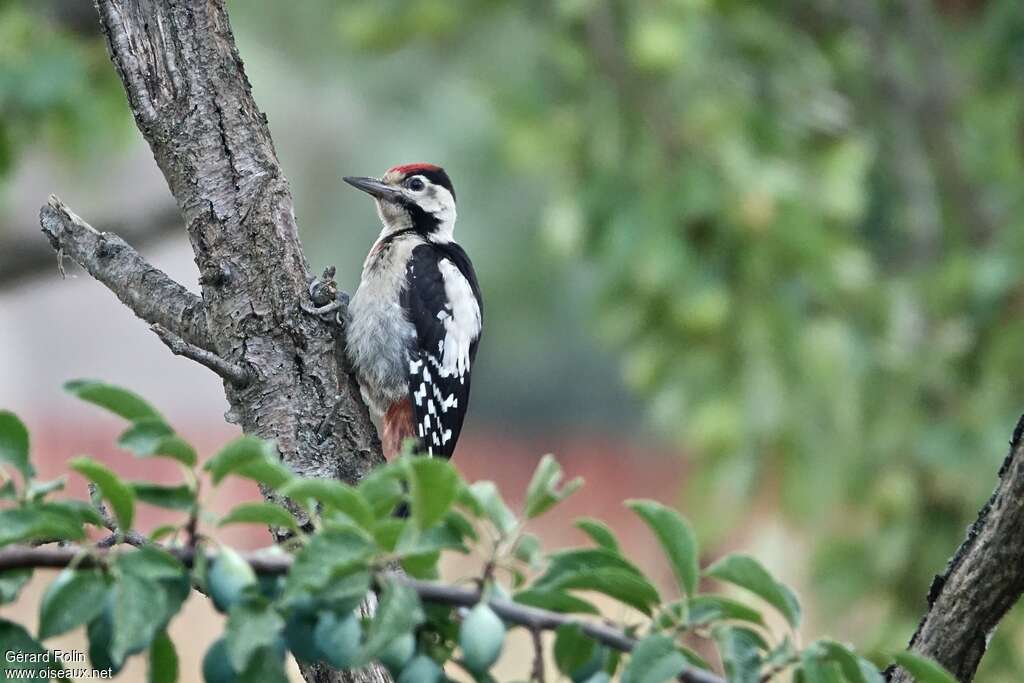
345,236,419,416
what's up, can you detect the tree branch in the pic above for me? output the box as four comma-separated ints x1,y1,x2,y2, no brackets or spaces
150,323,250,387
1,203,181,288
887,415,1024,682
0,545,725,683
39,196,210,349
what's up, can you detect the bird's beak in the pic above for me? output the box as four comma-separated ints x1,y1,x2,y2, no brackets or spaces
343,176,405,203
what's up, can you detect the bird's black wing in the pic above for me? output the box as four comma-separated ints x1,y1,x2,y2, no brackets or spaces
401,243,482,458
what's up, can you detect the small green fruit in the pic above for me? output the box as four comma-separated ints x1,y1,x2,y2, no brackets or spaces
459,603,505,672
202,638,239,683
208,547,257,613
378,632,416,672
397,654,442,683
284,612,323,663
313,611,362,669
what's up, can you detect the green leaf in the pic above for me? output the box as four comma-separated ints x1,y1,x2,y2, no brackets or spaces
0,506,85,547
26,477,65,502
394,520,467,558
47,499,106,528
704,553,801,627
550,567,659,615
358,464,405,517
812,640,884,683
150,436,197,467
284,526,375,600
205,436,290,487
0,410,33,484
225,598,285,671
575,518,620,552
554,623,596,677
408,457,459,530
237,646,287,683
65,380,162,421
119,422,197,467
148,631,178,683
39,568,110,639
525,454,583,518
131,482,195,510
513,532,542,567
149,524,179,542
627,500,699,597
653,600,688,630
0,569,32,604
534,548,660,614
513,589,600,615
620,634,687,683
800,652,845,683
278,478,373,528
0,619,55,677
361,578,425,661
219,502,299,531
0,479,15,500
687,595,766,627
892,653,957,683
115,548,190,640
467,481,517,536
712,625,765,683
71,456,135,531
118,419,174,455
110,573,169,665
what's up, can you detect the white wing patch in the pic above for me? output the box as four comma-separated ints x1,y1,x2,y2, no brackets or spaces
437,259,481,380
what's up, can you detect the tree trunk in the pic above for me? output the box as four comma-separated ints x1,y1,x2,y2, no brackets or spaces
41,1,389,681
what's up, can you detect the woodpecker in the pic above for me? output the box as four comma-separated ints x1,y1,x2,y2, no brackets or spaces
340,163,482,460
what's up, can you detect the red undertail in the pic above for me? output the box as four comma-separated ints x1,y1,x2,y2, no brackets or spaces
382,398,416,460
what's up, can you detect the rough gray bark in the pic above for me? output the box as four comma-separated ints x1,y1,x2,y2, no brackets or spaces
39,1,387,681
886,415,1024,683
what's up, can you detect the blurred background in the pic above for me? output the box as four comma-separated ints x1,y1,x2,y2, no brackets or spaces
2,0,1024,680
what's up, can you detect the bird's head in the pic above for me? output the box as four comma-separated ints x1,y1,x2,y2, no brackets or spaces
344,163,457,242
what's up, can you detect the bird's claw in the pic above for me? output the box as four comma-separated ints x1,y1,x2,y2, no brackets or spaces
304,266,349,325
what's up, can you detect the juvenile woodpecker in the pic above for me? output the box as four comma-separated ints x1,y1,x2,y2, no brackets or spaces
342,164,482,460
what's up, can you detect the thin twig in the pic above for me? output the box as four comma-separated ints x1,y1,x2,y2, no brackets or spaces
89,483,115,531
530,626,547,683
151,324,250,387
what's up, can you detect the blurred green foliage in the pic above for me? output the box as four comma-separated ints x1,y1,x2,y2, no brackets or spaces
323,0,1024,678
0,1,126,179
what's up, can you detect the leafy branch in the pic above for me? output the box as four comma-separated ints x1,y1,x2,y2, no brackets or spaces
0,382,961,683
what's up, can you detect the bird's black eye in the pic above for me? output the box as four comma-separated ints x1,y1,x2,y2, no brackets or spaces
407,177,425,191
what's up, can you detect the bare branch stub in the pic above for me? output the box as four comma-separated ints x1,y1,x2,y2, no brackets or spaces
39,196,210,349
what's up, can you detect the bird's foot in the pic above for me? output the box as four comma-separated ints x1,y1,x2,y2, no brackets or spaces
304,266,349,324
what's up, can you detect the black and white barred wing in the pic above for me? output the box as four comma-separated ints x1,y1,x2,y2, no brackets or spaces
402,244,482,458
